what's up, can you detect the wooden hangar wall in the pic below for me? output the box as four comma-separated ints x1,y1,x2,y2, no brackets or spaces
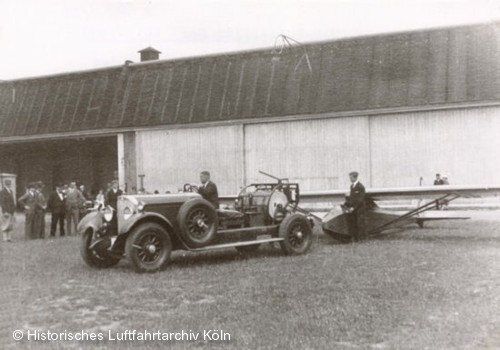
131,104,500,195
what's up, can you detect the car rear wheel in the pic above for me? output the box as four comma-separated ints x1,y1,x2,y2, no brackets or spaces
125,223,172,273
279,214,313,255
177,198,218,248
235,244,260,254
81,229,121,268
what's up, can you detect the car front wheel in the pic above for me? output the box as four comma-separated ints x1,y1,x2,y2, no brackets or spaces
125,223,172,273
81,229,121,268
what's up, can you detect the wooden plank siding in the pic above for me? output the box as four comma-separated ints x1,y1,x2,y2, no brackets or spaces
134,105,500,195
369,106,500,187
1,22,500,140
135,125,244,195
243,117,370,191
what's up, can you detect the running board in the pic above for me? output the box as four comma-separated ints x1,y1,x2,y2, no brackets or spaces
189,237,284,252
217,225,279,235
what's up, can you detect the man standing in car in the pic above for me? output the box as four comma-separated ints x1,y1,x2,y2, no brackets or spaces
197,171,219,209
344,171,366,242
106,180,123,210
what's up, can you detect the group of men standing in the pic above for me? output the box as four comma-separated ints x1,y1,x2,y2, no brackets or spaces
43,181,122,238
16,181,88,239
45,182,87,238
17,182,47,240
0,179,122,242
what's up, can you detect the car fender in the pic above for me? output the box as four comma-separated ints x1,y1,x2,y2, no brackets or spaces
119,212,176,237
118,212,198,251
77,210,104,235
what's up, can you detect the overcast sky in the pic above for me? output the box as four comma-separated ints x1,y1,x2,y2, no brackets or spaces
1,0,499,80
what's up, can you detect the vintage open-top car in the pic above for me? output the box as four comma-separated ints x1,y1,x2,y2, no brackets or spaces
79,174,313,272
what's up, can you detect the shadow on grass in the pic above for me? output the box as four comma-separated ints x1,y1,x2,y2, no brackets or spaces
168,245,289,269
106,243,294,273
319,224,500,245
380,233,500,243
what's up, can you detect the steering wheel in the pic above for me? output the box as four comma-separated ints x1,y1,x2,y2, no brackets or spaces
183,183,199,193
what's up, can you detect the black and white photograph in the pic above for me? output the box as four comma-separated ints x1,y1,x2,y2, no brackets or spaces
1,0,500,349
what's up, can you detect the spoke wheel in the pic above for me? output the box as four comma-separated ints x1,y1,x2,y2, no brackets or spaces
125,223,171,273
279,214,313,255
80,229,120,268
187,209,211,239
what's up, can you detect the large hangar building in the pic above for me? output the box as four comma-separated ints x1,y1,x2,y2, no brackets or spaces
1,22,499,197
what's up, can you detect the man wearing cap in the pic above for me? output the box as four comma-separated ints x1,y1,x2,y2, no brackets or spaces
344,171,366,242
0,179,16,242
196,171,219,209
18,183,38,239
48,183,66,237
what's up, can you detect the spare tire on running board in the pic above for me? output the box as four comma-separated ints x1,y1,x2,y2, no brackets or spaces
177,198,218,248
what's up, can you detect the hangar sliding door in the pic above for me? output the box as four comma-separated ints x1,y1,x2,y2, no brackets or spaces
243,116,371,192
369,106,500,187
136,125,244,195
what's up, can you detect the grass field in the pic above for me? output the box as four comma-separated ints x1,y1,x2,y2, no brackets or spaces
1,212,499,349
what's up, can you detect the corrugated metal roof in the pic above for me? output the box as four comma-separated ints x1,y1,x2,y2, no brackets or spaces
1,22,499,138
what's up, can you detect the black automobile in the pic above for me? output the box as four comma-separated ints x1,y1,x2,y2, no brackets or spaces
79,177,313,273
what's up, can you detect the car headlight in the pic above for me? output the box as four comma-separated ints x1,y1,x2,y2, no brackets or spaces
123,206,133,221
103,207,114,222
137,201,145,212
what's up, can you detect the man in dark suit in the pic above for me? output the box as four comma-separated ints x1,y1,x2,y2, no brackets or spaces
48,184,66,237
0,179,16,242
197,171,219,209
18,183,38,240
344,171,366,242
106,180,123,210
434,173,444,186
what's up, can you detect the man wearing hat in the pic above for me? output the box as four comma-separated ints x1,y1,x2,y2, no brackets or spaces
344,171,366,242
47,183,66,237
18,183,38,239
0,179,16,242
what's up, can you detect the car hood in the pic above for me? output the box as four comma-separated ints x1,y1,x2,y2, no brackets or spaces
121,193,201,205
